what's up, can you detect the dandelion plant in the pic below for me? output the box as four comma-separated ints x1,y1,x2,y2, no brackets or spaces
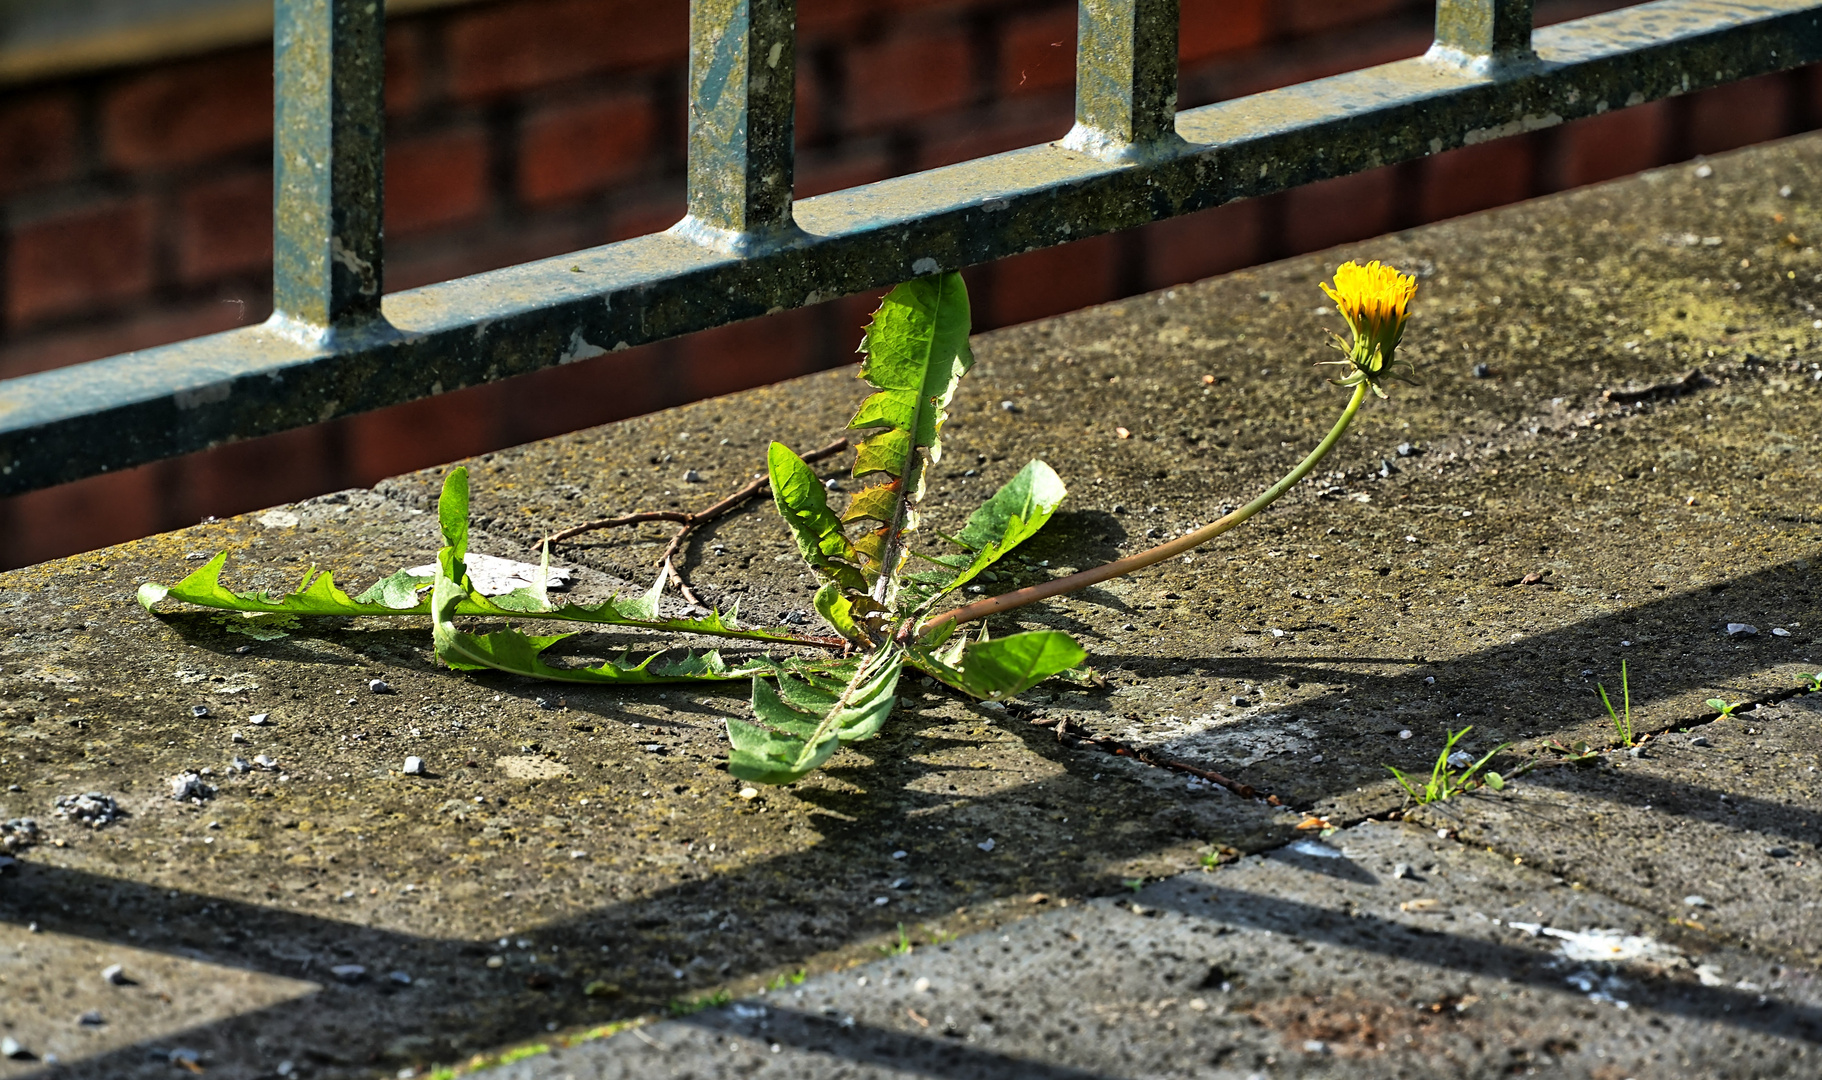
140,261,1420,786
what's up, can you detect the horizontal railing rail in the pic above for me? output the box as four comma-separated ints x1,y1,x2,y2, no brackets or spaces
0,0,1817,495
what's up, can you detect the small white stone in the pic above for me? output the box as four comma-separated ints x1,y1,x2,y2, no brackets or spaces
369,679,392,694
1398,730,1413,740
402,756,425,776
913,977,932,993
738,787,759,800
1772,627,1792,637
248,713,269,726
977,838,995,853
101,963,128,985
1726,623,1758,636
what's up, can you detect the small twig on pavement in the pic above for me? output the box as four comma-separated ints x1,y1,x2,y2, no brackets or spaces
544,437,851,606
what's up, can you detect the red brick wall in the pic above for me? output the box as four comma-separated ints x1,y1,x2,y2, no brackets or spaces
0,0,1817,568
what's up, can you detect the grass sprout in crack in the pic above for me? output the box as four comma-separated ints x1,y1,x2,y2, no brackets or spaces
1386,726,1509,805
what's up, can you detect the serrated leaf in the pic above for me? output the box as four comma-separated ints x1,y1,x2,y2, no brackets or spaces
840,481,903,525
842,272,973,591
429,553,765,684
769,441,868,593
906,460,1065,605
913,630,1086,700
728,646,903,785
139,548,801,641
138,552,418,617
354,569,435,609
851,273,972,452
852,428,911,479
141,467,814,646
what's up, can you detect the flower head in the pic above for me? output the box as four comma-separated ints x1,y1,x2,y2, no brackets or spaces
1319,260,1418,396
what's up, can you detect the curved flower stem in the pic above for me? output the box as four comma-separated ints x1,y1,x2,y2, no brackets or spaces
922,382,1370,637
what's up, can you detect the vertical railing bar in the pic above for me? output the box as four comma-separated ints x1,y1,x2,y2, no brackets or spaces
272,0,390,341
1430,0,1537,74
672,0,803,256
1062,0,1186,164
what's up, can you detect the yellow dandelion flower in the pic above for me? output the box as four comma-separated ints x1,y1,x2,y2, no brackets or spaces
1319,260,1418,396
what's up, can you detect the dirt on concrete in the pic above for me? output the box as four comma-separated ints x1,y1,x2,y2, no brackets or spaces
1,132,1820,1076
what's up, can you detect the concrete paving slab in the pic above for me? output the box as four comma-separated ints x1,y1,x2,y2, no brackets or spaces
1417,691,1822,964
499,820,1822,1079
0,130,1819,1077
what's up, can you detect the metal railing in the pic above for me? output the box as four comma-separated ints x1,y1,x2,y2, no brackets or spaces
1,0,1817,495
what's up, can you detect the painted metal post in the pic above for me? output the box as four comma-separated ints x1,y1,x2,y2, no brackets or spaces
1431,0,1536,73
672,0,801,255
1062,0,1186,164
272,0,388,340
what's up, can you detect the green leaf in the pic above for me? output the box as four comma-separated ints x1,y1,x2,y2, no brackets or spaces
851,274,973,453
439,467,471,571
142,467,815,646
354,569,435,609
906,459,1065,602
842,272,973,592
814,582,881,643
1484,771,1505,791
428,553,763,684
139,548,803,641
913,629,1086,700
728,646,904,785
138,552,417,617
768,442,868,593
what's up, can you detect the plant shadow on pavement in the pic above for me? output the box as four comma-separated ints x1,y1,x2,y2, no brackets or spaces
2,557,1818,1076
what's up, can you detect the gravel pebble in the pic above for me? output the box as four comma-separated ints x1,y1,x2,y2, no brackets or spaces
190,705,210,718
0,817,40,854
1725,623,1758,636
402,756,426,776
369,679,392,694
169,772,216,803
248,713,270,725
53,792,123,828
